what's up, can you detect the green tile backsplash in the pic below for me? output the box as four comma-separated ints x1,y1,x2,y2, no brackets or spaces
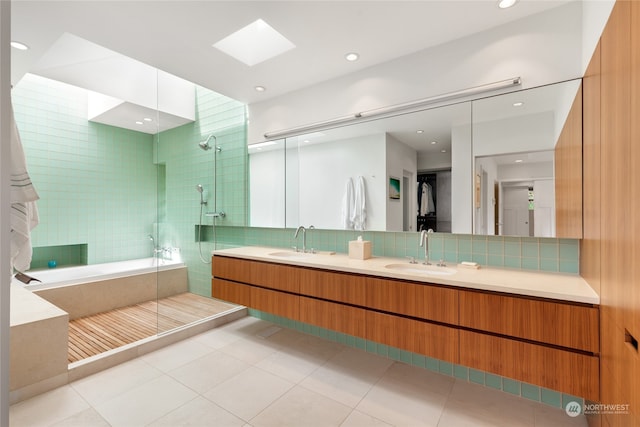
217,226,580,273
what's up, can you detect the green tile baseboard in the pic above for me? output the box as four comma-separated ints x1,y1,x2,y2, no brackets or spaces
248,309,586,414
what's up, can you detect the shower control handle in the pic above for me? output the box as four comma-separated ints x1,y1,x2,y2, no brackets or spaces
205,211,226,218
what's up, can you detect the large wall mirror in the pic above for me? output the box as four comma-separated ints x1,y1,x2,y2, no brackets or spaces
248,79,582,238
472,79,582,238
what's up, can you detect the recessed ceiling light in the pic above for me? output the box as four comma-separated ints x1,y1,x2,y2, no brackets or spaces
513,102,524,107
441,149,447,153
515,159,524,163
11,41,29,50
431,141,438,145
213,19,295,67
345,52,359,62
135,121,143,125
143,117,153,122
255,86,266,92
303,140,310,143
498,0,517,9
416,130,424,134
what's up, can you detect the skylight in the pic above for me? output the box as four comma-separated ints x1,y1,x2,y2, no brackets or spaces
213,19,295,66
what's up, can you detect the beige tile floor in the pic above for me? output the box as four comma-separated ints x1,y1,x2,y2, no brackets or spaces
10,316,589,427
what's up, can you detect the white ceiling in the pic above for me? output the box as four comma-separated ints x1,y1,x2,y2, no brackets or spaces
11,0,574,105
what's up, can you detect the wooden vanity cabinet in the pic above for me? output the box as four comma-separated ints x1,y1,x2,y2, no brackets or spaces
364,311,459,363
213,256,301,293
458,290,600,401
459,330,599,401
299,297,367,337
212,255,599,401
459,290,599,353
298,269,367,306
366,277,458,324
211,255,459,361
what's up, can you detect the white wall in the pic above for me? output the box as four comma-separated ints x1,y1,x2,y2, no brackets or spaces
582,0,615,73
474,157,498,235
498,161,554,181
533,178,555,237
385,134,417,232
249,147,285,228
474,112,555,156
451,123,472,234
294,134,386,230
248,2,583,144
1,1,10,422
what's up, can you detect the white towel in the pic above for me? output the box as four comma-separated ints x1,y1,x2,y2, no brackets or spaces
419,182,435,215
352,176,366,231
9,102,40,272
341,177,354,229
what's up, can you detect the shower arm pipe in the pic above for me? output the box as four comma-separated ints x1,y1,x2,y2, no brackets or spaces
263,77,521,140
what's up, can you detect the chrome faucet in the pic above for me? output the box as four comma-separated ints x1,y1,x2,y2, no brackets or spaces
420,229,433,265
294,226,307,253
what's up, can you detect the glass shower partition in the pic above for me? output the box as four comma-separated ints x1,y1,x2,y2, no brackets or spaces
155,75,248,334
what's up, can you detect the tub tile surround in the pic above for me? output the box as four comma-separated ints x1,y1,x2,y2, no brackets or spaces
216,226,580,274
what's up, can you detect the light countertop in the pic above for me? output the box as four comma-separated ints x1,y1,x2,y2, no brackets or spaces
213,246,599,305
10,284,68,327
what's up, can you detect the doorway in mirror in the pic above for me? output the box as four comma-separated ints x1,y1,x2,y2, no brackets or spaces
417,171,451,232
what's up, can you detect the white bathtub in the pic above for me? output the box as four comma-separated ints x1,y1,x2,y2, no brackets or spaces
15,257,188,319
14,257,184,291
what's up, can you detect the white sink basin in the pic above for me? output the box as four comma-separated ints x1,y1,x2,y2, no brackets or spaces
269,251,315,259
385,263,457,276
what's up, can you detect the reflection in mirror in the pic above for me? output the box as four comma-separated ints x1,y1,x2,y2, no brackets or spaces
472,79,582,237
280,103,471,232
248,139,286,228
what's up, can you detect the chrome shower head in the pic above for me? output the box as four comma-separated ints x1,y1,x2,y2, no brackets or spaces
198,134,217,151
196,184,207,205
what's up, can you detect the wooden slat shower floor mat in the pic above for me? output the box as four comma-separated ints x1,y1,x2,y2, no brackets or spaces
68,293,236,363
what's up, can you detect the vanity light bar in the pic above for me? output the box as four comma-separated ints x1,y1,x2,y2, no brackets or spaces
264,114,359,140
263,77,521,140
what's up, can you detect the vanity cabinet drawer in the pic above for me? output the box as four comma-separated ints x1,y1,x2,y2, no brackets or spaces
298,269,367,305
459,291,599,353
213,256,300,293
212,278,251,307
251,287,299,320
364,311,459,364
459,330,599,401
366,278,458,324
299,296,366,337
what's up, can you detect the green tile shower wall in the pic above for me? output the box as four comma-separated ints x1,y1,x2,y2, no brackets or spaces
248,309,586,413
155,86,247,296
215,226,580,273
13,74,248,298
13,74,157,266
